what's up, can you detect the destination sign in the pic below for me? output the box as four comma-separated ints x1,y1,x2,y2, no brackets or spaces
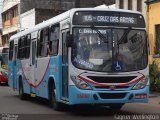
83,15,136,24
73,11,145,28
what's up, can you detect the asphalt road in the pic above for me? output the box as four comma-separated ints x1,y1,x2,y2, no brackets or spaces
0,85,160,120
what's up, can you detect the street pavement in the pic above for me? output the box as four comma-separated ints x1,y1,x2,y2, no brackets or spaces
0,84,160,120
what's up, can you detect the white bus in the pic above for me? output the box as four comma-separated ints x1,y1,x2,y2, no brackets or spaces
9,8,149,111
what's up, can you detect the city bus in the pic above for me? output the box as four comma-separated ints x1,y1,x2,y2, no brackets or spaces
0,47,9,84
8,8,149,110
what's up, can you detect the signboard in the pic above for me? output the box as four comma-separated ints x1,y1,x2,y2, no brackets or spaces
73,11,145,28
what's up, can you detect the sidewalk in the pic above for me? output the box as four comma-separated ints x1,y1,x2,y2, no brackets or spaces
149,92,160,98
148,92,160,106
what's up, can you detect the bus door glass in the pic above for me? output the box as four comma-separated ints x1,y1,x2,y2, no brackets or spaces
29,39,36,89
13,45,18,88
61,30,69,99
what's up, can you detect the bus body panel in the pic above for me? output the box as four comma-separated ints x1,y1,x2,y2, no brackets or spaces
34,56,62,99
68,85,149,105
12,55,62,99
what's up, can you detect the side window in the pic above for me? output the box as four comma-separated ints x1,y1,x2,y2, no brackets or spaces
37,27,50,57
18,36,26,59
37,31,41,57
25,34,31,58
40,30,44,56
9,41,14,60
49,24,60,56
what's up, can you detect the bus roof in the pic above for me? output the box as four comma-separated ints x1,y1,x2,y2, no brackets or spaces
9,8,142,41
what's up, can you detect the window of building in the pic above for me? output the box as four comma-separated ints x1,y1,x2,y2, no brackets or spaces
3,11,12,21
2,14,5,22
5,12,10,21
9,41,14,60
10,10,14,18
137,0,142,12
13,7,18,17
119,0,124,9
155,25,160,54
128,0,132,10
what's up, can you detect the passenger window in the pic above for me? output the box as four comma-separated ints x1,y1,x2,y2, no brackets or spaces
38,27,50,57
18,37,26,59
9,41,14,60
25,34,31,58
49,24,60,56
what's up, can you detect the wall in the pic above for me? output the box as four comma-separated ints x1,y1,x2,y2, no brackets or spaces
148,2,160,64
20,0,75,14
115,0,147,21
20,9,35,29
3,0,20,11
35,9,57,24
20,8,56,29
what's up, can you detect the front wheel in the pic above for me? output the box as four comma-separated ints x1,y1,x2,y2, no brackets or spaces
49,84,64,111
19,80,27,100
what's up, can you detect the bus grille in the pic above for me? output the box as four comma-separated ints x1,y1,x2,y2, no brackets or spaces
99,93,127,99
87,76,136,84
95,86,130,89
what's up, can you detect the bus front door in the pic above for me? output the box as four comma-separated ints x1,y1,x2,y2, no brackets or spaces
13,45,18,89
29,40,36,93
61,30,69,100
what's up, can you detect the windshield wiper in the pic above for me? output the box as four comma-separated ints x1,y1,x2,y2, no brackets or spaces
117,27,131,45
115,27,132,63
91,25,109,43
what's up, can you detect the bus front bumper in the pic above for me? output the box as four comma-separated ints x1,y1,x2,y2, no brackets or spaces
68,85,149,105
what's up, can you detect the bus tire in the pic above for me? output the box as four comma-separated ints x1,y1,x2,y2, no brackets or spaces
49,82,63,111
19,79,27,100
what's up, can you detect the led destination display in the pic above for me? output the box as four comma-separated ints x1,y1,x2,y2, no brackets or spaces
83,16,136,24
73,11,145,28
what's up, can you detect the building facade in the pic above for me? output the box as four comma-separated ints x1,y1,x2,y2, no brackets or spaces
146,0,160,64
115,0,147,21
1,0,20,46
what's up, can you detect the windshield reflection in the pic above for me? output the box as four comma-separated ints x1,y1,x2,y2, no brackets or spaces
72,28,148,72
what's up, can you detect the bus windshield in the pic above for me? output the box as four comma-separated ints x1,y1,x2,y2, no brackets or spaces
72,28,148,72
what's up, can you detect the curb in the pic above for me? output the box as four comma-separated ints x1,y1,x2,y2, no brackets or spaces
149,95,159,98
149,93,160,98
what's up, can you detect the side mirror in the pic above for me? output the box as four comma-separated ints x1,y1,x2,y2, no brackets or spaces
66,32,73,47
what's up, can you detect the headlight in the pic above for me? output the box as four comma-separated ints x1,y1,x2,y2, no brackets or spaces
70,75,92,90
132,76,149,90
